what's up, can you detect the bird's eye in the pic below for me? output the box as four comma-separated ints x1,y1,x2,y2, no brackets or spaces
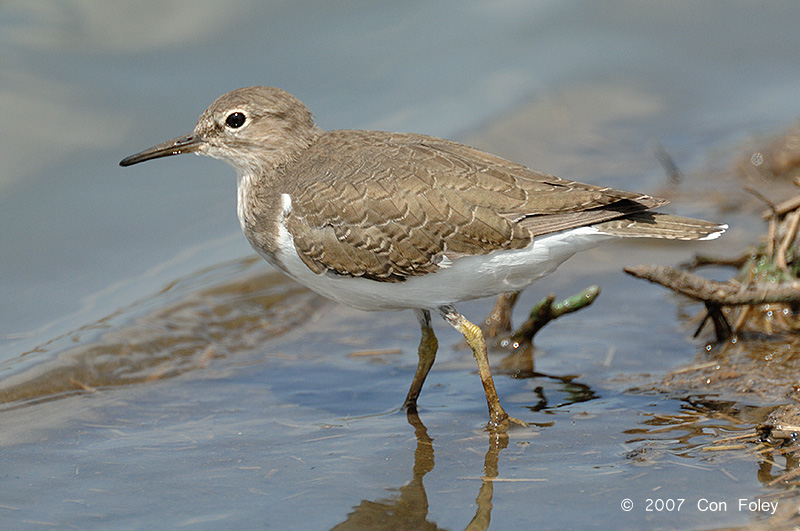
225,112,247,129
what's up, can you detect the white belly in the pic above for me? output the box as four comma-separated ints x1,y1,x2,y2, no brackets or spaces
261,218,617,312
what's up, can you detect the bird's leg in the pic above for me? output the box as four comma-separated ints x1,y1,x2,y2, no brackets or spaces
438,305,527,431
403,309,438,411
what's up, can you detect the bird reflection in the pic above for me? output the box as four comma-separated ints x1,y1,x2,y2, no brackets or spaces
330,339,597,530
464,430,508,531
330,412,509,531
329,412,441,531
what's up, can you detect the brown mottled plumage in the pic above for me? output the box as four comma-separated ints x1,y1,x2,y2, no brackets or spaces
282,131,669,282
121,86,725,430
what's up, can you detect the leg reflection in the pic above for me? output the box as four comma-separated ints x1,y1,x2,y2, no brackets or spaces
465,432,509,531
330,413,512,531
330,412,440,530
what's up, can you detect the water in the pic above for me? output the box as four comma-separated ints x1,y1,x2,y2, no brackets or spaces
2,1,800,528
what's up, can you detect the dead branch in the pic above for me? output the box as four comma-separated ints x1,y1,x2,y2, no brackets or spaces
510,285,601,344
623,265,800,306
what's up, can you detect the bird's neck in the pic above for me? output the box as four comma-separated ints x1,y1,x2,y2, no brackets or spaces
235,167,287,267
236,170,260,233
233,125,323,263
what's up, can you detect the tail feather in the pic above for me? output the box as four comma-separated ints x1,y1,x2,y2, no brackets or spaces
593,212,727,241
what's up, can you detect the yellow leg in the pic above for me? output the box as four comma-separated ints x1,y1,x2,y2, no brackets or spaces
403,309,438,411
438,305,527,431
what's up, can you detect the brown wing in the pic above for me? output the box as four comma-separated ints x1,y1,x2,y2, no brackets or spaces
283,130,665,282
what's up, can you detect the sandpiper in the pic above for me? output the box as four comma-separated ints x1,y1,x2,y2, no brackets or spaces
121,86,725,430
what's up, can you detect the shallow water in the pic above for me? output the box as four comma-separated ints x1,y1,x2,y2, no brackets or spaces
3,1,800,529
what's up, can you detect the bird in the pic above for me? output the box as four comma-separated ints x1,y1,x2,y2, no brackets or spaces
120,86,725,430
